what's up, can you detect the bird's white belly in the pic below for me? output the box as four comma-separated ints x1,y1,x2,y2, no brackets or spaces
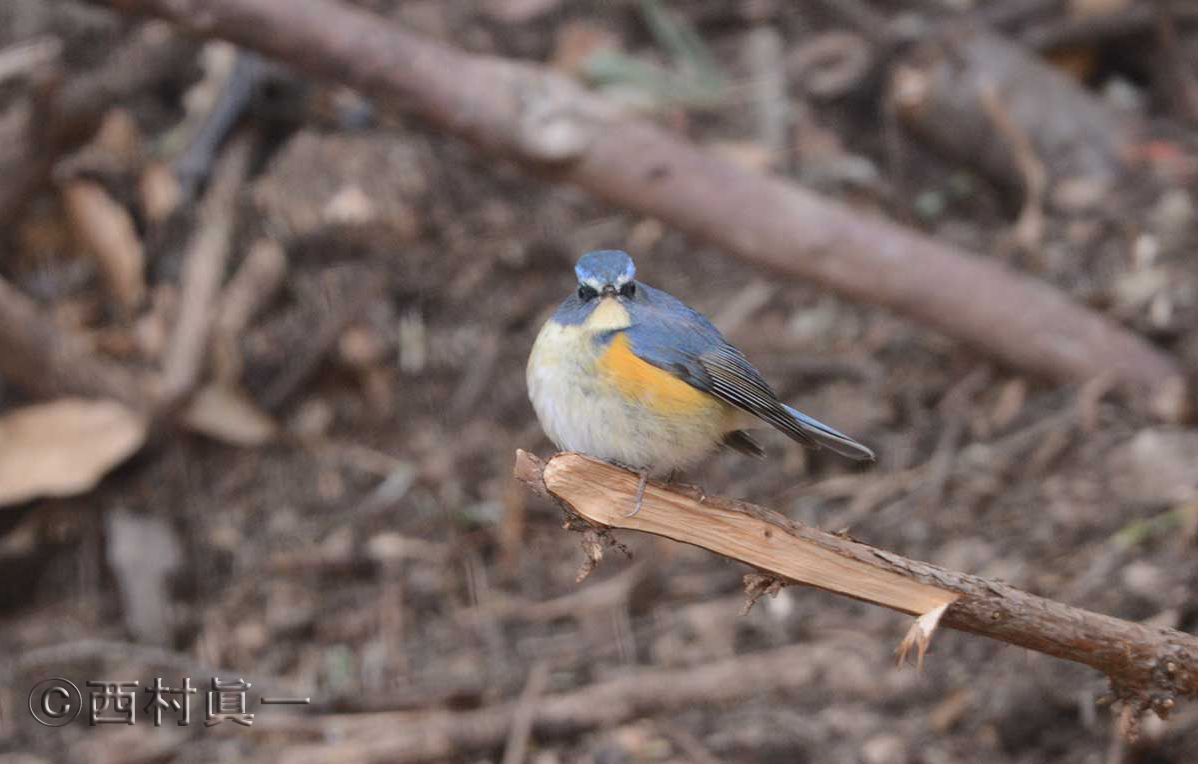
527,321,726,473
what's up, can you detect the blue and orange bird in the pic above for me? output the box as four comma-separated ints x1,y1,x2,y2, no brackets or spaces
527,250,874,515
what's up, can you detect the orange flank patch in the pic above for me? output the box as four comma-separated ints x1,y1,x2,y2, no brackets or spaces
598,333,721,417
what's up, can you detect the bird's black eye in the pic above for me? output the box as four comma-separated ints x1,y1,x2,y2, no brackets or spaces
578,285,598,301
619,282,636,298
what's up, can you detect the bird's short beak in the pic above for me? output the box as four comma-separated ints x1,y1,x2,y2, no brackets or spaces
601,284,617,297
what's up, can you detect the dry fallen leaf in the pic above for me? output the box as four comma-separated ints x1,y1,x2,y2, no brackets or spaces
140,160,183,223
61,179,146,313
1109,428,1198,505
0,398,148,506
106,508,181,643
182,383,277,446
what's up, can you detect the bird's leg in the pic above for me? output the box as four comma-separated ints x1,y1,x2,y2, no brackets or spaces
604,460,652,517
626,467,651,518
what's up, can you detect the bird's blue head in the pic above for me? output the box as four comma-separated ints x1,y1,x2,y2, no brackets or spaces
575,250,636,295
550,250,640,326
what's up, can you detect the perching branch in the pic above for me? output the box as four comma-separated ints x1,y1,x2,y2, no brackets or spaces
93,0,1183,404
515,450,1198,737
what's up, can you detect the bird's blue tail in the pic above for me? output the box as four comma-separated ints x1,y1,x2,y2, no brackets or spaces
782,404,875,461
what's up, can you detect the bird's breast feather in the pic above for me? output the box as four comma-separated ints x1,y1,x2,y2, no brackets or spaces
597,332,721,417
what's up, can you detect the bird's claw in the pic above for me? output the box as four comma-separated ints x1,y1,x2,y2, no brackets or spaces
625,468,650,518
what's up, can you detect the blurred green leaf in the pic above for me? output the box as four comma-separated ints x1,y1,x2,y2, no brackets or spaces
577,1,728,110
1112,503,1198,549
639,0,725,90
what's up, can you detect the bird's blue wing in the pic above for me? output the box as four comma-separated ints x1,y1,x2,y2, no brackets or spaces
624,284,874,461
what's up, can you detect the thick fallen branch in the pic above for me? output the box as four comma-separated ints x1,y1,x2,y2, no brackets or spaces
274,642,872,764
890,27,1133,191
515,450,1198,736
94,0,1182,403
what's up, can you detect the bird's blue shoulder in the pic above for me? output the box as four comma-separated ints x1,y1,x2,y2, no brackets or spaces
623,282,780,402
622,283,727,388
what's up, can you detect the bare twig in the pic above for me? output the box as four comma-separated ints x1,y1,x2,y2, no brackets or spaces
744,26,787,165
212,237,287,384
978,81,1047,257
1155,0,1198,126
501,661,551,764
174,50,275,197
659,722,723,764
92,0,1182,403
457,562,648,626
159,133,254,409
920,366,990,506
515,450,1198,737
788,31,873,99
0,36,62,85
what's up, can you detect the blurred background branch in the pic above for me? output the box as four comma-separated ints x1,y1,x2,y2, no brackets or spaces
91,0,1183,408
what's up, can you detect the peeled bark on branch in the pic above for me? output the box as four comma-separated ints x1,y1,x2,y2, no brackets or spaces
93,0,1182,404
515,450,1198,735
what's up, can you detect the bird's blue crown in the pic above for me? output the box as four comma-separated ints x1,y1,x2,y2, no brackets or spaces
575,250,636,288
